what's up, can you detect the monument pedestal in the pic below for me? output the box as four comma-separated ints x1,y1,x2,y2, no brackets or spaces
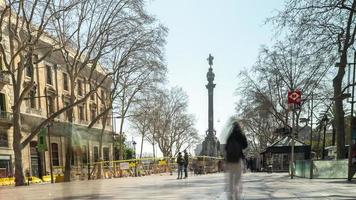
201,134,220,157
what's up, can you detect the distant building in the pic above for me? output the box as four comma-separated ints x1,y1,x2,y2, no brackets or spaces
260,136,311,172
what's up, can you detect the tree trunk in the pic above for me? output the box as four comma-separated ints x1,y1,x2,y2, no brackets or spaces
64,124,73,182
97,125,105,179
332,121,336,146
97,118,106,179
96,134,103,179
118,117,125,160
333,58,346,159
140,133,144,158
10,23,25,186
13,110,25,186
64,82,75,181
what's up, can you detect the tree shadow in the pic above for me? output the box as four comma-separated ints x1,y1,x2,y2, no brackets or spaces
53,194,114,200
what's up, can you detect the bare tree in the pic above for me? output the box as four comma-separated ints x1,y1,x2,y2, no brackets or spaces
130,89,162,158
114,60,166,159
270,0,356,159
130,98,152,158
48,0,149,182
0,0,79,186
71,1,167,178
88,33,167,178
145,87,199,157
237,39,332,155
0,0,164,185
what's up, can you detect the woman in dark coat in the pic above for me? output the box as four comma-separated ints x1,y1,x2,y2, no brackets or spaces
225,121,248,200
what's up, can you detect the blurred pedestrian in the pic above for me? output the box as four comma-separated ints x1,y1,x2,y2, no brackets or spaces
183,150,189,178
176,152,184,179
225,121,248,200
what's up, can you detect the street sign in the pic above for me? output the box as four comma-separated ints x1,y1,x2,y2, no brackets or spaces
37,128,47,152
288,90,302,105
119,162,130,170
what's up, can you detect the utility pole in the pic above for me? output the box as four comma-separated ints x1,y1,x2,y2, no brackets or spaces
309,92,314,179
288,89,301,179
322,116,328,160
291,105,295,179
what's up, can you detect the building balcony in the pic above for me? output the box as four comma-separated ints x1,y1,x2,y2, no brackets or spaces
0,72,10,87
0,111,13,127
25,107,43,116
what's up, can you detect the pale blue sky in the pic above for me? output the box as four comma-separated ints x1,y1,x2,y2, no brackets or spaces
133,0,285,155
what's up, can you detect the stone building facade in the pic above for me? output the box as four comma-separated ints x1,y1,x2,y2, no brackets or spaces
0,39,113,179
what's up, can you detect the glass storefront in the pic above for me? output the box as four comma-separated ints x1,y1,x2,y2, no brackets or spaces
0,155,11,178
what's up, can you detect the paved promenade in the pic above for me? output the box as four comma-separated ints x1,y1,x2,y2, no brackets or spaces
0,172,356,199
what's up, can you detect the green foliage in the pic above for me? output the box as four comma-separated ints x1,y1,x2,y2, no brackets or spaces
113,134,127,160
125,148,135,159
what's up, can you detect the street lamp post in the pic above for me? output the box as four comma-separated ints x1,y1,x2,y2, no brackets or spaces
132,140,137,177
132,140,137,159
291,105,296,179
322,115,329,160
309,92,314,179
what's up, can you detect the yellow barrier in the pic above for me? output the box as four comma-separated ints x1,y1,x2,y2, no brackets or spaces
0,156,223,186
0,176,45,186
0,177,15,186
42,175,58,182
55,175,64,183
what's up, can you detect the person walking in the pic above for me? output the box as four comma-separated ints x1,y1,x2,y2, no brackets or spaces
176,152,184,179
225,121,248,200
183,150,189,178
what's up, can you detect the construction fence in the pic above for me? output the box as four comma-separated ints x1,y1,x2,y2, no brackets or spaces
0,156,224,186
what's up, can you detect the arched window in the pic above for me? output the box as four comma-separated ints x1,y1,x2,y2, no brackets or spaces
51,143,59,166
103,147,109,161
93,146,99,162
82,145,88,165
0,130,8,147
46,65,53,85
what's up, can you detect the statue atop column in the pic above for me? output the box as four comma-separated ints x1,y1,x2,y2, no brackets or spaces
208,54,214,67
200,54,220,157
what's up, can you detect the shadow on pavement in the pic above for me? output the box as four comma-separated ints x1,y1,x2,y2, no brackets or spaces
53,194,114,200
325,180,356,184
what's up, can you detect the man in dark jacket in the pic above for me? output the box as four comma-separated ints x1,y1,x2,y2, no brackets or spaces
225,121,248,200
183,150,189,178
176,152,184,179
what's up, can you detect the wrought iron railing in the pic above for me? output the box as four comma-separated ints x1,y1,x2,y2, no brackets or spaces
25,107,43,115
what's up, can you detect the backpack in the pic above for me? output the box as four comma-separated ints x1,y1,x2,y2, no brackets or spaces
225,137,243,163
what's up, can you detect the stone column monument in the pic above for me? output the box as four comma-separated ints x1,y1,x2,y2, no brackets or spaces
200,54,220,157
